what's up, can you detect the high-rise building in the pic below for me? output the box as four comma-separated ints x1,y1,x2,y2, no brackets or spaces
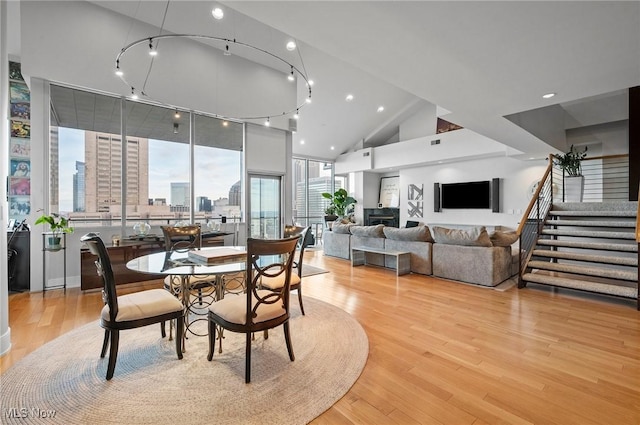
228,180,241,206
171,182,190,207
50,127,59,211
73,161,85,212
84,131,149,212
296,175,337,219
196,196,212,212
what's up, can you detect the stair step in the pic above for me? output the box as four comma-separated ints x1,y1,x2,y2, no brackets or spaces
528,260,638,281
521,272,638,298
550,210,637,217
531,250,638,266
537,239,637,252
541,229,636,239
546,219,636,228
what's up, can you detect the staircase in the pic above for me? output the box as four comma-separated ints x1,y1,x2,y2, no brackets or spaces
520,201,639,308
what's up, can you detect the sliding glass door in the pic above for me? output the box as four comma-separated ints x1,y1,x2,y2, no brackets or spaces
248,174,281,239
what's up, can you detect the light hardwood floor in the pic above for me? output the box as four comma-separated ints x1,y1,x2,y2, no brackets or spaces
2,250,639,424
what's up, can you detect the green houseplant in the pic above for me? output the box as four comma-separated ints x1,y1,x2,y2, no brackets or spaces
554,145,588,201
554,144,588,177
35,212,74,250
322,188,357,218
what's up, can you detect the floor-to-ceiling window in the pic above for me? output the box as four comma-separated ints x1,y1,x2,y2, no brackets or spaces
291,157,335,244
50,84,243,231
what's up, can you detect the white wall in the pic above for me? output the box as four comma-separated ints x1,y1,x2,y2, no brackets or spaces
244,122,293,227
400,156,548,229
399,102,437,141
374,129,508,171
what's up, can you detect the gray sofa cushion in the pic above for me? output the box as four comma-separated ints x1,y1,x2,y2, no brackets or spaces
383,225,434,242
431,226,492,247
490,230,519,247
350,224,385,238
332,222,353,234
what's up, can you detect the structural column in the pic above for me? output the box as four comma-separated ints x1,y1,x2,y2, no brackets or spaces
1,0,13,356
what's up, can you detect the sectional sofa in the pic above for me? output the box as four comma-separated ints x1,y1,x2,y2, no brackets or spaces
323,223,519,287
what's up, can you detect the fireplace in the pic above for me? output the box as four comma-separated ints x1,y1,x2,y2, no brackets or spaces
364,208,399,227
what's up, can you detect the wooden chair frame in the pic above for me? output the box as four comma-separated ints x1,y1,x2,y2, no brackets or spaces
81,233,184,380
207,236,300,383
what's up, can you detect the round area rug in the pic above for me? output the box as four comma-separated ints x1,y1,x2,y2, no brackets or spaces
1,297,368,425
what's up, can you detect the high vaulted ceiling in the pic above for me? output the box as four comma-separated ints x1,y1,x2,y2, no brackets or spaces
227,1,639,160
11,1,640,162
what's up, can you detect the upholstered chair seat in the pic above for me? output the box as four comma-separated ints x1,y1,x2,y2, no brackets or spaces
209,289,286,325
101,289,184,323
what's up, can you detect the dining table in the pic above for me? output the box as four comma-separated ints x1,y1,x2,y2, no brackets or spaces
126,246,247,351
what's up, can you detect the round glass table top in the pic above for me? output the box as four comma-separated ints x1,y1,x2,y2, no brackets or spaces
126,246,247,276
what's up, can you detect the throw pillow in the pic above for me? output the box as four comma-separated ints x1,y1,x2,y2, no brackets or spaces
349,224,385,238
431,226,492,247
490,230,519,247
383,225,434,242
331,222,353,234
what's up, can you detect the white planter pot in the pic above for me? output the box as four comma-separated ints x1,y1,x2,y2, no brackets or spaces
564,176,584,202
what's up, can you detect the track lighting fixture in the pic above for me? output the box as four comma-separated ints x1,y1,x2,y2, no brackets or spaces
116,33,312,121
115,60,123,77
148,38,157,56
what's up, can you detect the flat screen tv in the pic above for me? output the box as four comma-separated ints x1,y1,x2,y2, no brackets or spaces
441,180,491,209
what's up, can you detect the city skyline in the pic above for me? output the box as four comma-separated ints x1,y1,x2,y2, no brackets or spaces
59,127,241,213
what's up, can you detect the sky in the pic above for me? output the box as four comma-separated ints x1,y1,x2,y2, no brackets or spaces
58,127,241,212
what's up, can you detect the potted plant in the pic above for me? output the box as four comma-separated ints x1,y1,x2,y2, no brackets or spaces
322,188,357,220
35,212,74,250
554,145,588,202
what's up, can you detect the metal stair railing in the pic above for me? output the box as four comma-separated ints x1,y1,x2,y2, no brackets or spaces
556,154,630,202
636,187,639,310
516,155,554,287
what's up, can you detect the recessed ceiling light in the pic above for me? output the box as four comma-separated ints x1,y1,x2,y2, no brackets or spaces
305,97,312,104
377,106,385,113
286,41,296,51
222,120,229,127
115,69,123,77
300,139,305,145
307,80,314,87
211,8,224,20
330,146,335,150
542,92,556,99
345,94,354,102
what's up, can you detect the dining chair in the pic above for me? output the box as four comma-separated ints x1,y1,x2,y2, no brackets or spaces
81,233,184,380
161,224,216,306
260,225,312,315
207,235,300,383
